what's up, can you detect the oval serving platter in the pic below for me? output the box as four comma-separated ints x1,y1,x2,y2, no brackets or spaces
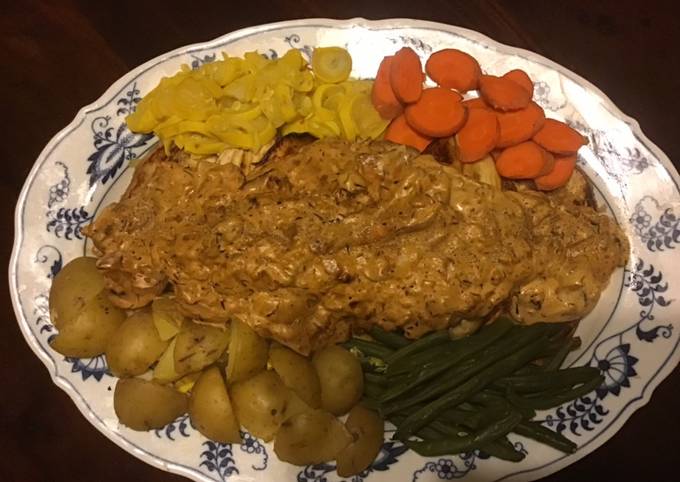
9,18,680,482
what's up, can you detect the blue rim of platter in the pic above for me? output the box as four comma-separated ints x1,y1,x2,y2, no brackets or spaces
9,18,680,482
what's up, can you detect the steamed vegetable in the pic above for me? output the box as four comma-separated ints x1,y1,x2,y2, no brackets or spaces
106,310,168,377
425,48,481,92
189,367,241,443
114,378,188,430
479,74,532,111
404,87,466,137
502,69,534,96
48,256,106,329
389,47,423,103
495,141,554,179
312,345,364,415
533,119,587,154
50,290,126,358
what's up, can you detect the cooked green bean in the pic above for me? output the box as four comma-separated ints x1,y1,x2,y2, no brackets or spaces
543,336,581,371
514,421,577,454
344,338,393,359
507,374,604,410
497,366,600,394
405,409,523,456
384,329,450,364
394,334,549,439
369,326,410,349
383,326,550,415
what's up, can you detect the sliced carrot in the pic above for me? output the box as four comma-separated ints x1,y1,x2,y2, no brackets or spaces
479,74,531,111
384,114,432,151
404,87,467,137
502,69,533,97
456,108,499,163
534,154,577,190
533,119,587,154
496,101,546,148
536,150,556,177
462,97,491,110
425,48,481,92
495,141,551,179
390,47,424,104
372,56,403,120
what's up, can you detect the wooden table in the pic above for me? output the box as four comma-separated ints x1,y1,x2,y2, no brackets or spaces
2,1,678,481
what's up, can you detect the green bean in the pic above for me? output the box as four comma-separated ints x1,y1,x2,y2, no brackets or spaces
384,329,450,364
364,372,389,387
497,366,600,394
369,326,410,349
513,421,577,454
360,397,382,412
383,325,551,415
363,380,385,400
344,338,393,359
394,334,549,439
480,437,526,462
507,374,604,410
386,343,456,376
404,409,523,456
543,337,581,371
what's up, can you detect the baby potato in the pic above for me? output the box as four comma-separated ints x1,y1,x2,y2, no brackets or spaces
312,345,364,415
226,320,268,383
189,367,241,444
50,290,126,358
49,256,106,329
153,338,181,383
114,378,188,430
269,345,321,408
106,310,168,377
174,321,230,375
151,295,185,341
274,409,352,465
230,370,288,441
336,405,384,477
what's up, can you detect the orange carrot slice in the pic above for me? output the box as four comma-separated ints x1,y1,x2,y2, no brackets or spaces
479,74,531,111
456,108,499,163
533,119,587,154
425,48,482,92
536,150,556,177
372,56,403,120
404,87,467,137
496,102,546,148
384,114,432,151
502,69,534,97
462,97,491,110
495,141,552,179
535,154,577,190
390,47,424,104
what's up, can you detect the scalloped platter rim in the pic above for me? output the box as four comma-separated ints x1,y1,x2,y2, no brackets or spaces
9,18,680,482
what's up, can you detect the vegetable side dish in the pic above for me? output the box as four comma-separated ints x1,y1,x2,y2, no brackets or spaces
47,44,629,477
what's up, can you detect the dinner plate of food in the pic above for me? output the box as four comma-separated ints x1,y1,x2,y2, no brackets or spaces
9,18,680,482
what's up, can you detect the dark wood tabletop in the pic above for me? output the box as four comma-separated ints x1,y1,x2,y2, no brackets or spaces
2,1,678,481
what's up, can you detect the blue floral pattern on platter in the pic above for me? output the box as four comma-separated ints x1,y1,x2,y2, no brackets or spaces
9,19,680,482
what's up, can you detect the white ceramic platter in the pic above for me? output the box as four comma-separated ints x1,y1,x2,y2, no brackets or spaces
9,18,680,482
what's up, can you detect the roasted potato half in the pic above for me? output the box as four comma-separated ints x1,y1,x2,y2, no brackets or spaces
274,409,352,465
49,256,106,329
106,310,168,377
312,345,364,415
189,367,241,443
50,290,126,358
114,378,188,430
269,344,321,408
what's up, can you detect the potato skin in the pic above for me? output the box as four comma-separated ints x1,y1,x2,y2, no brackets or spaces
49,257,106,329
269,344,321,408
312,345,364,415
336,405,384,477
189,367,241,443
106,310,168,377
274,409,352,465
230,370,289,441
113,378,188,430
50,290,126,358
